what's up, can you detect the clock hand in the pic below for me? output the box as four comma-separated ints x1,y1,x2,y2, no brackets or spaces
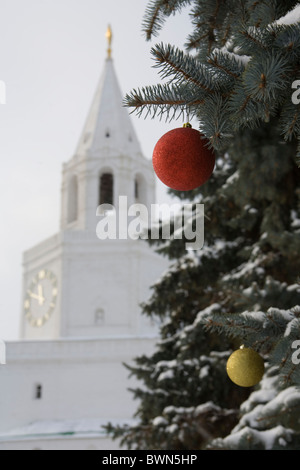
38,284,45,306
28,291,40,301
28,288,45,305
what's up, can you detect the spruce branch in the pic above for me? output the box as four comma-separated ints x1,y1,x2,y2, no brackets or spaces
187,0,242,52
143,0,193,40
198,93,234,148
245,0,291,28
297,137,300,168
143,0,168,40
242,52,292,103
274,23,300,62
206,50,244,81
151,43,217,93
280,100,300,142
199,306,300,385
271,0,300,24
228,85,267,130
200,309,284,351
130,3,300,143
234,24,268,55
124,83,206,121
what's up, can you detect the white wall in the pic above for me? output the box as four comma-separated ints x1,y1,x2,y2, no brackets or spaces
0,337,157,436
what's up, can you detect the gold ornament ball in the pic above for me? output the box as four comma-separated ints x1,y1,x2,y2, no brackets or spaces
226,347,265,388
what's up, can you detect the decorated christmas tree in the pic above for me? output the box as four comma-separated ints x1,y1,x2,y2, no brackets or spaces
105,0,300,450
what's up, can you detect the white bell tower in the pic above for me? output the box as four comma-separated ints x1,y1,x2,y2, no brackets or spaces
21,27,166,340
60,26,155,233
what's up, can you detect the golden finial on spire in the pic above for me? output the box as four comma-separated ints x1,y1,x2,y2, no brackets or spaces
106,25,113,59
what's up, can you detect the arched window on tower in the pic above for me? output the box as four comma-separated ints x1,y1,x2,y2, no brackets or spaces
67,175,78,224
99,172,114,206
34,384,43,400
134,174,147,206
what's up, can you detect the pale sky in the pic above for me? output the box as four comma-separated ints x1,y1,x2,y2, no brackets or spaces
0,0,194,339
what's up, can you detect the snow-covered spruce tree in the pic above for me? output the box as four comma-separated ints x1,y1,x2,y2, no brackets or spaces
105,1,300,450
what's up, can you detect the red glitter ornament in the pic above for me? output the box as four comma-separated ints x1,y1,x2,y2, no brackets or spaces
152,124,215,191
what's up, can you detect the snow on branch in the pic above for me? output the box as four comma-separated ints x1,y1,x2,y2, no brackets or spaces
199,305,300,385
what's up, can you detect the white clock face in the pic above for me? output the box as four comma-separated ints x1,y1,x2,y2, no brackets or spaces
24,269,58,328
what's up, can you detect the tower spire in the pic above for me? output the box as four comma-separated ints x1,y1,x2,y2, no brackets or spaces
106,25,112,59
75,33,142,159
